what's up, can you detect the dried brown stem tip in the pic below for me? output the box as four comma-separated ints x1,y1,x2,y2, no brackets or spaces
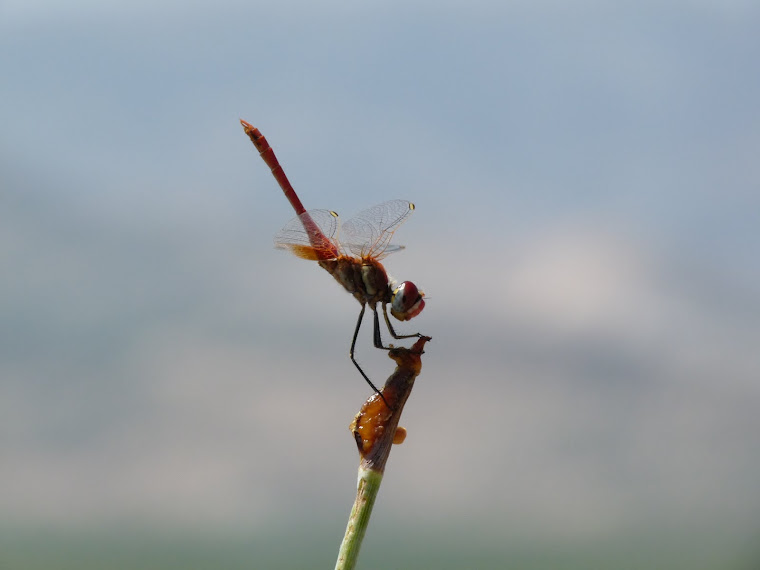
350,336,431,472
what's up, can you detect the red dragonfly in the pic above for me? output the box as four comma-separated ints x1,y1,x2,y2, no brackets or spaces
240,121,426,398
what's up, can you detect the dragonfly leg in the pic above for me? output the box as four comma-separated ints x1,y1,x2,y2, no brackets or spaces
372,305,392,350
351,304,391,408
382,302,423,341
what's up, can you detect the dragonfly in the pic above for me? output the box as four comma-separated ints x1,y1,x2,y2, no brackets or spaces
240,121,426,399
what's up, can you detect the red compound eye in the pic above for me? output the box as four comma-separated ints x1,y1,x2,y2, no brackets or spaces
390,281,425,321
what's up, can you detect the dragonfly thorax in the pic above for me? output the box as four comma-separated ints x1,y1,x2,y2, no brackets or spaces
320,256,392,306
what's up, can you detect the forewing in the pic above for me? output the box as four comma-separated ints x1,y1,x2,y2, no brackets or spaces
341,200,415,259
274,209,342,260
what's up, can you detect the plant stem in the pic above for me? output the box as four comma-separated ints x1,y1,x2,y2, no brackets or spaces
334,468,383,570
334,337,431,569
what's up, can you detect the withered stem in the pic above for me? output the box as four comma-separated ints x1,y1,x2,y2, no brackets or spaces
335,337,431,570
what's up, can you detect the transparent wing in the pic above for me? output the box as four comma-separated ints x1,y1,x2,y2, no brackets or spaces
341,200,415,260
341,243,406,256
273,209,342,260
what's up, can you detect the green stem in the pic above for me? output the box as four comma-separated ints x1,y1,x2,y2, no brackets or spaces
334,467,384,570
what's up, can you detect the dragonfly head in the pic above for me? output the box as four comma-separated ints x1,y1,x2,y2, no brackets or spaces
390,281,425,321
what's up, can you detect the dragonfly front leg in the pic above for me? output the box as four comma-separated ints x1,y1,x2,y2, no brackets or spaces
350,303,390,406
382,302,423,341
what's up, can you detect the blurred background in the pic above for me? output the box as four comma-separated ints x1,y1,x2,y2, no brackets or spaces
2,1,759,568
